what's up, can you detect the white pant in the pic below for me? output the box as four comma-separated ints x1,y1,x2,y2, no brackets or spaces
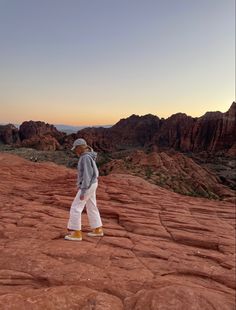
67,182,102,231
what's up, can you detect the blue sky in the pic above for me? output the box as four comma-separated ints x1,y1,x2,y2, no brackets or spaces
0,0,235,125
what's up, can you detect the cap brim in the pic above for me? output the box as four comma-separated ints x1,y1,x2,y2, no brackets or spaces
71,146,76,151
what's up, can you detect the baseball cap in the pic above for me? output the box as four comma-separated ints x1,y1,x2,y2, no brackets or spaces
71,138,87,151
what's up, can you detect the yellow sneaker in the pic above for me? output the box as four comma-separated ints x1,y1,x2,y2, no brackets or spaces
87,226,104,237
64,230,82,241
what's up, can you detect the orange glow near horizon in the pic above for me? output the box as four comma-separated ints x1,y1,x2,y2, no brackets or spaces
0,98,233,127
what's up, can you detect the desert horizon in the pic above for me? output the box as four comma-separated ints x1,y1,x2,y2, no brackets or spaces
1,101,234,129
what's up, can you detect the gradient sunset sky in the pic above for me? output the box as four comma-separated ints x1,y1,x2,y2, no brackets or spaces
0,0,235,126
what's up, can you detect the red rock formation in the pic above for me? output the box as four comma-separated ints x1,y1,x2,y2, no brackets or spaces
73,102,236,155
111,114,161,148
151,113,196,151
19,120,64,142
0,124,20,144
73,114,161,152
227,143,236,157
76,127,113,152
100,150,234,200
21,135,61,151
0,153,235,309
149,102,236,153
191,102,236,152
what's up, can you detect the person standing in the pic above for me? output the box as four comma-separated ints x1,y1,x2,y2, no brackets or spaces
65,138,103,241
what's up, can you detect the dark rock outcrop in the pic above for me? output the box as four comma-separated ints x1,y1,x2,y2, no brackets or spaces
19,121,64,142
16,121,65,150
73,127,112,152
75,114,161,152
111,114,161,149
73,102,236,155
151,113,196,151
191,102,236,152
21,135,61,151
0,124,20,144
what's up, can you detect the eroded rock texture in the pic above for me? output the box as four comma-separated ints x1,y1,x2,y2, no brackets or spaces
0,153,235,309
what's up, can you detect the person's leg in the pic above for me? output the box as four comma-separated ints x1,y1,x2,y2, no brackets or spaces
85,183,103,236
65,189,88,240
67,189,87,230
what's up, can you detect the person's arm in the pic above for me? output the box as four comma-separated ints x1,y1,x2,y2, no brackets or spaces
80,156,94,196
77,161,82,190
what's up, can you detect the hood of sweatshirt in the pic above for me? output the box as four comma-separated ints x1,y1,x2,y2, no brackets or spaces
80,151,97,161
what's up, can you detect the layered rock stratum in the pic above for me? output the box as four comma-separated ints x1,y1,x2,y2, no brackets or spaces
0,153,235,309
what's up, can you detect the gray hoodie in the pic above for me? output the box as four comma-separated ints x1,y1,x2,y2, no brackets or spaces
77,151,99,195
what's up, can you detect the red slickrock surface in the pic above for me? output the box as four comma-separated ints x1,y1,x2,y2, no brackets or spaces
0,153,235,309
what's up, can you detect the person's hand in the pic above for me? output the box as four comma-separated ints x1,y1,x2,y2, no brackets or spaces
80,194,85,200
